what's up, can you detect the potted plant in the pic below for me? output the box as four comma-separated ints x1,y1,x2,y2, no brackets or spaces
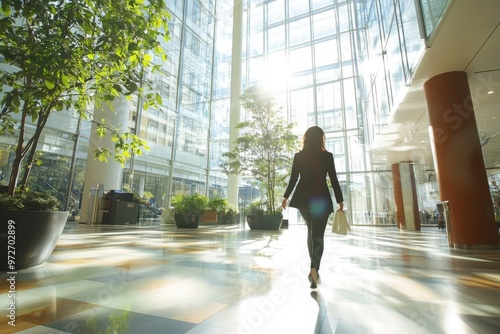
207,197,227,224
221,86,299,230
244,200,284,230
0,191,69,271
221,203,239,225
0,0,170,270
207,197,239,225
200,197,225,224
171,193,208,228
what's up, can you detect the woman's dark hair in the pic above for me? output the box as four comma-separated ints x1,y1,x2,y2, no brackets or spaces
302,126,326,152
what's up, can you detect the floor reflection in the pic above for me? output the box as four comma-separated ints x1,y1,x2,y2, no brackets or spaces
311,291,333,334
1,222,499,334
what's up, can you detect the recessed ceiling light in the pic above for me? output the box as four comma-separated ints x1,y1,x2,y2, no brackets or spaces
486,90,494,94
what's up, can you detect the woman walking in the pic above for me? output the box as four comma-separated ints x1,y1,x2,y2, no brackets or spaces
282,126,344,288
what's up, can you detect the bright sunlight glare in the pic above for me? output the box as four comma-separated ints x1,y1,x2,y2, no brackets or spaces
259,59,290,93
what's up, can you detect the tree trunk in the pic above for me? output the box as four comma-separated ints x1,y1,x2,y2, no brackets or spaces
18,106,51,192
18,145,37,192
8,154,21,195
8,108,27,196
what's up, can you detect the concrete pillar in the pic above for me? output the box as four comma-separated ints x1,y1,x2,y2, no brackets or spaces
138,175,146,197
227,0,243,208
424,71,499,248
80,97,130,223
392,162,420,231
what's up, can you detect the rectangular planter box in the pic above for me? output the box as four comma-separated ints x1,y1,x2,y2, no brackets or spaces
200,210,218,225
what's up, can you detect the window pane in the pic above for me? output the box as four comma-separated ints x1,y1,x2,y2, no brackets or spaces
268,24,285,52
268,0,285,25
289,0,309,18
289,17,311,47
290,45,312,73
312,9,336,40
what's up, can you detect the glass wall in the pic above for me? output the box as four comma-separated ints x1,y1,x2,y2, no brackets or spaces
122,0,219,211
0,0,220,215
215,0,430,224
418,0,451,42
4,0,474,225
0,108,88,212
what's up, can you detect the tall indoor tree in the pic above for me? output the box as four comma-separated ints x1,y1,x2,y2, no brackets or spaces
0,0,170,196
221,86,299,215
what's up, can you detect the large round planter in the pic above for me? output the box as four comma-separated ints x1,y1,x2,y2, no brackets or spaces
246,214,283,230
174,213,201,228
0,210,68,271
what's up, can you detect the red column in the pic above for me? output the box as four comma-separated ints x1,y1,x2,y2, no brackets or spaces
408,163,421,231
424,71,499,248
392,163,405,229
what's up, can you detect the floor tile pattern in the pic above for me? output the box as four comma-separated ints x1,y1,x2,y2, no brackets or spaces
1,222,499,333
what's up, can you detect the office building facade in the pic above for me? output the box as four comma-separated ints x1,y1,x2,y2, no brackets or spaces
1,0,498,228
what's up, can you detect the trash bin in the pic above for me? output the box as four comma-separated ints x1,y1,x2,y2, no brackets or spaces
86,183,103,225
436,203,445,229
106,191,138,225
109,200,138,225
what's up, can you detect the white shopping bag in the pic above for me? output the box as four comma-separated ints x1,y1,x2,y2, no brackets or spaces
332,210,350,235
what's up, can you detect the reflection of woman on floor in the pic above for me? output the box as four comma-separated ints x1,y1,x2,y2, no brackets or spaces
282,126,344,289
311,291,332,333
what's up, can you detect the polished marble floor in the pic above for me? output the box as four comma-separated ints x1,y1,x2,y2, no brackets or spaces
1,220,500,334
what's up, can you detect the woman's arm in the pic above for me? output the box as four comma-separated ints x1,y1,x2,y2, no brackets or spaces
327,153,344,204
283,154,300,198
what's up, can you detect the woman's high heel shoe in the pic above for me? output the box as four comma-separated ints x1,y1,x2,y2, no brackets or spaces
308,268,318,289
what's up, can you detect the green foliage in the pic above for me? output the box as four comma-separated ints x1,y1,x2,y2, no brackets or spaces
221,86,299,215
207,197,239,215
207,197,228,213
86,310,130,334
0,191,62,211
94,122,151,165
0,0,170,195
246,200,282,215
28,152,84,196
171,193,208,215
131,192,149,205
224,203,239,216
